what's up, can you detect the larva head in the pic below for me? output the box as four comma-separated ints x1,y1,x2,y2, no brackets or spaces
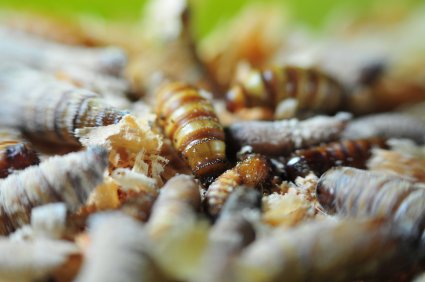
316,168,339,214
0,142,40,178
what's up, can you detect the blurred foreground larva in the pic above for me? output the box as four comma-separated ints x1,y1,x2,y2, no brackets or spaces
155,82,227,182
0,65,129,145
316,167,425,238
236,219,419,282
205,154,271,218
75,212,163,282
0,146,107,234
226,66,346,117
286,137,387,180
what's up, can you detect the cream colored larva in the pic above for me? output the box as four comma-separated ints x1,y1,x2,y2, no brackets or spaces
0,146,108,234
0,65,129,145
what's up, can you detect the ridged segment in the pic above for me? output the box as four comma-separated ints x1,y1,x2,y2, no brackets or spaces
156,82,227,181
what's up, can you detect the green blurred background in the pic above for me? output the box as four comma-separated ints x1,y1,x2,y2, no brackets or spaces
0,0,422,38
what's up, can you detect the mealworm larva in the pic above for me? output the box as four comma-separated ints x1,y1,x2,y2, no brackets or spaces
0,26,127,77
342,113,425,144
236,219,418,282
226,113,351,156
286,137,387,180
0,137,39,179
205,154,271,218
75,212,164,282
0,65,129,145
316,167,425,238
147,174,201,239
0,238,79,282
155,82,227,182
0,146,108,234
226,65,346,117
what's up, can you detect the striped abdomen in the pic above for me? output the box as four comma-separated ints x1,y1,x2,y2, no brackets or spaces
0,65,128,145
155,82,227,181
0,146,107,234
226,66,345,116
205,154,271,217
0,141,39,178
286,137,386,180
316,167,425,238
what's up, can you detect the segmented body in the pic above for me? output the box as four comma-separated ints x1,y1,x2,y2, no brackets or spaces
205,154,271,217
316,167,425,237
155,82,227,181
226,66,345,116
0,146,107,234
286,137,387,179
0,65,128,145
342,113,425,144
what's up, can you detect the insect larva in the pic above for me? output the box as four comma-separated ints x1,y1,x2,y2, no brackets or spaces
226,65,346,117
0,65,129,145
0,27,127,77
0,238,79,282
316,167,425,238
197,214,256,282
236,219,418,282
75,212,164,282
205,154,270,218
0,146,107,235
147,174,201,239
0,139,39,178
155,82,227,182
342,113,425,144
226,113,350,156
286,137,387,180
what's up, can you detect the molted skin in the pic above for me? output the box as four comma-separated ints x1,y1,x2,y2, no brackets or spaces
156,82,227,182
226,66,346,115
286,137,387,180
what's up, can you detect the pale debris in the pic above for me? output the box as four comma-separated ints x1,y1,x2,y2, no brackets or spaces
77,114,166,181
263,174,319,228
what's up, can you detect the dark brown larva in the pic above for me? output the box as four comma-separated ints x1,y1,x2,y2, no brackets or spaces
205,154,271,218
226,65,346,117
286,137,387,180
155,82,227,182
0,140,39,178
316,167,425,238
0,65,129,146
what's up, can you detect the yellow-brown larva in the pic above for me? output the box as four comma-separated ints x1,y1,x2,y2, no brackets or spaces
205,154,271,217
0,146,108,235
226,65,346,117
0,65,129,146
155,82,227,182
316,167,425,238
